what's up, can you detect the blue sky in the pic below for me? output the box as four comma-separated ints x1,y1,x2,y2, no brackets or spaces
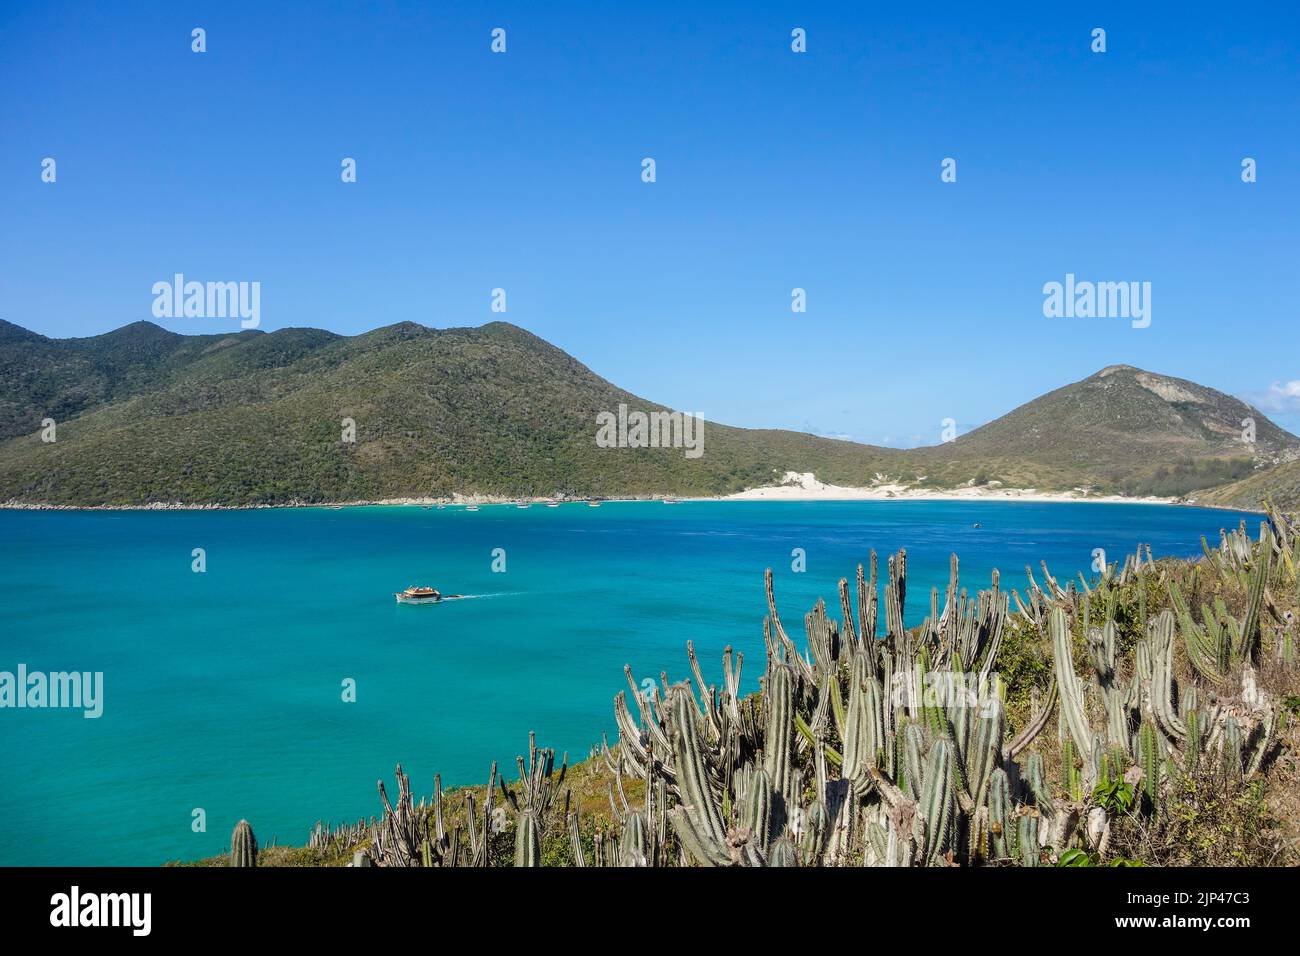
2,1,1298,441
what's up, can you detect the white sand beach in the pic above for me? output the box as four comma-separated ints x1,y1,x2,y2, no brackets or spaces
716,472,1178,506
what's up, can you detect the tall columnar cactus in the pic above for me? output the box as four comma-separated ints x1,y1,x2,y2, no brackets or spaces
665,685,755,866
1236,546,1272,662
1025,751,1055,815
841,652,883,780
618,811,648,867
1146,611,1187,746
1016,812,1040,867
515,809,541,866
1138,721,1160,811
1222,717,1244,780
1061,738,1083,802
1086,618,1134,750
736,766,773,852
1181,686,1202,773
762,664,797,811
1050,608,1094,767
986,767,1011,859
230,819,257,868
918,737,957,866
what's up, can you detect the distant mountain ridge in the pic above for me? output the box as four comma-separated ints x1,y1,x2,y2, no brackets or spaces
0,319,1296,508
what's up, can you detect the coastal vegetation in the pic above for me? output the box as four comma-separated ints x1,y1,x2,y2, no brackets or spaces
200,504,1300,867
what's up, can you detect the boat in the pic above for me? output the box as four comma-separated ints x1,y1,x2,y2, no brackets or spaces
395,586,442,605
545,502,560,508
663,498,679,505
466,504,479,511
587,501,601,508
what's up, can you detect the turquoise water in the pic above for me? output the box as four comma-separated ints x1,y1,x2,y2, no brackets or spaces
0,500,1260,865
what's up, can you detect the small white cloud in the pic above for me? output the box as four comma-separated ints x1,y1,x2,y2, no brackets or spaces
797,422,857,442
1246,380,1300,414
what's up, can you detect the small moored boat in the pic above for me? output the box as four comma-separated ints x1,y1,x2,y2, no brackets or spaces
395,586,442,605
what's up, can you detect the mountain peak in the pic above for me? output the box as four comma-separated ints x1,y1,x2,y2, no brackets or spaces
83,320,181,344
1095,364,1138,377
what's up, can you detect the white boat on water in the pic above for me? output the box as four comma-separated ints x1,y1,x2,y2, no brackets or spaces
395,586,442,605
466,504,479,511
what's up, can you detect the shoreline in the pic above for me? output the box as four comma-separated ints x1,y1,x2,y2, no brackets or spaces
0,487,1247,513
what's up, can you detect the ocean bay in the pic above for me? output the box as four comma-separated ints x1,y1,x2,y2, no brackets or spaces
0,499,1259,864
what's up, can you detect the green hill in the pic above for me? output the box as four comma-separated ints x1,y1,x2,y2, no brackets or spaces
0,319,899,505
1199,458,1300,511
911,364,1299,498
1,321,1296,507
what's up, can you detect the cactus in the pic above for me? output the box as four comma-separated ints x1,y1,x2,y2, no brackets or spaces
665,685,753,866
1147,612,1187,745
230,819,257,868
919,737,957,866
1087,618,1134,750
767,834,798,867
1051,608,1094,766
514,810,541,866
1170,580,1228,685
1061,738,1082,802
1138,721,1160,811
500,732,567,868
987,767,1011,858
1222,717,1244,780
373,765,426,867
618,812,648,867
1182,686,1203,773
762,664,797,811
736,766,773,854
1016,812,1040,867
1026,751,1055,815
841,652,883,780
1238,547,1271,661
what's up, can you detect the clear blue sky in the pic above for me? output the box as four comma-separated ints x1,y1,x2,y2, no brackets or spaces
2,1,1298,442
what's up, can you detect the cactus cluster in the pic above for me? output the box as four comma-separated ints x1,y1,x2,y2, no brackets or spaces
606,552,1081,866
230,506,1296,868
